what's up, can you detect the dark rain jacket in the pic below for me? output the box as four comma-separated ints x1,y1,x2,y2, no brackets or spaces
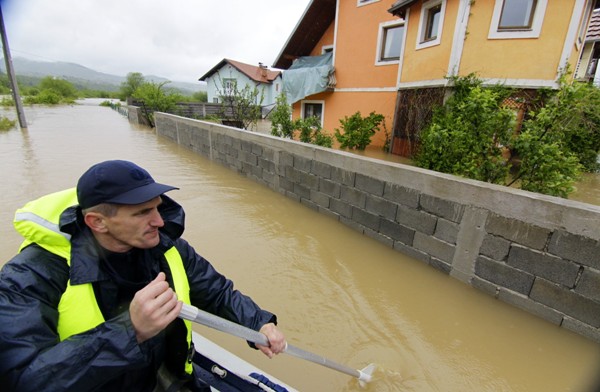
0,194,276,391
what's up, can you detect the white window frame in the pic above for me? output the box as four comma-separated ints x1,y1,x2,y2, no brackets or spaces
322,44,334,54
488,0,548,39
301,100,325,127
357,0,379,7
376,20,404,65
416,0,446,50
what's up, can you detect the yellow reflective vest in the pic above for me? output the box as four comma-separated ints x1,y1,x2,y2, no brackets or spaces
13,188,194,375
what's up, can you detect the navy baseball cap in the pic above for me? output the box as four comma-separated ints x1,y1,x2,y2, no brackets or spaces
77,160,178,209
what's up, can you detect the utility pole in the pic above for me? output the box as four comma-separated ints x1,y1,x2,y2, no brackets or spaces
0,4,27,129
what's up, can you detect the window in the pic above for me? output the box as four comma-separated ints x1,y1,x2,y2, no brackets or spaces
489,0,547,39
424,4,442,41
416,0,445,49
357,0,379,6
498,0,537,30
223,78,236,96
302,101,324,126
377,21,404,63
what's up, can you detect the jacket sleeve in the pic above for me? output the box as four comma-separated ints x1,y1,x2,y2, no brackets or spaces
0,245,158,392
176,239,277,332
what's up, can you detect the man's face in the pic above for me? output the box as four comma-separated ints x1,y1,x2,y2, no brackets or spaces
100,196,164,252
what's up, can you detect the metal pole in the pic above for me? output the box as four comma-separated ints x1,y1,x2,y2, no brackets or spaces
0,4,27,129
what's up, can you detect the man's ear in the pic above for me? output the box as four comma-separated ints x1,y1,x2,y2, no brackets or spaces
83,212,108,233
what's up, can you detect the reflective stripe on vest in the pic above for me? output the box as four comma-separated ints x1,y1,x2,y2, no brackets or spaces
14,188,194,375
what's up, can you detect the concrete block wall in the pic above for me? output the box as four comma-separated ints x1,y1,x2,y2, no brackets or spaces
155,113,600,343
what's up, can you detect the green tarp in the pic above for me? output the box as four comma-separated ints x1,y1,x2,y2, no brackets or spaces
282,52,333,104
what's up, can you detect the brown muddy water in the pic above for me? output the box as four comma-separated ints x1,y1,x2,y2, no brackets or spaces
0,100,599,391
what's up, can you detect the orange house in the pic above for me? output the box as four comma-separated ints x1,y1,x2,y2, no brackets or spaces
274,0,596,157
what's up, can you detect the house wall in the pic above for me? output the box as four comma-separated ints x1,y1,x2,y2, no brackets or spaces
155,112,600,344
205,65,279,107
459,1,577,82
292,89,396,148
333,0,400,88
399,0,459,83
309,21,335,56
292,0,402,149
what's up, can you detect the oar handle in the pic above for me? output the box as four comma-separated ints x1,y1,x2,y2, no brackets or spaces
178,304,373,383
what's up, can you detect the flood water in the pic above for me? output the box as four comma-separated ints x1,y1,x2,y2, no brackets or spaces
1,100,599,391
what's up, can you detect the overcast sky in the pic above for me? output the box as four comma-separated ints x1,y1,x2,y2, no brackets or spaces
1,0,309,84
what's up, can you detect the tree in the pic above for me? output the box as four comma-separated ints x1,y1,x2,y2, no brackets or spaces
120,72,145,101
216,77,264,130
270,93,295,138
39,76,78,99
132,81,182,127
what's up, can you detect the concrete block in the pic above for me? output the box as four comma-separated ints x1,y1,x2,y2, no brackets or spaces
435,218,459,244
396,205,437,235
300,198,319,212
471,276,499,297
258,157,275,173
331,166,355,186
383,183,420,208
486,214,550,250
293,183,311,200
420,194,465,223
575,267,600,303
309,189,330,209
480,234,511,261
340,185,367,208
475,255,534,295
364,227,394,247
530,278,600,328
429,257,451,274
365,195,397,220
393,241,431,264
413,232,455,263
280,151,294,168
251,143,263,156
548,230,600,270
319,178,341,198
508,244,580,287
355,173,385,196
293,155,312,172
561,316,600,344
340,216,365,234
285,166,319,190
498,288,563,325
330,198,352,219
351,207,381,232
311,161,332,179
379,219,415,244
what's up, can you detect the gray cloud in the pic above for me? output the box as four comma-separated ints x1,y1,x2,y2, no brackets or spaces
2,0,307,83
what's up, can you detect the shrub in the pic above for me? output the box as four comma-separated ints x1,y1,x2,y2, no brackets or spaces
334,111,385,150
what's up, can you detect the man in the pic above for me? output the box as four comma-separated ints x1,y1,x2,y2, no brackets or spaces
0,160,286,391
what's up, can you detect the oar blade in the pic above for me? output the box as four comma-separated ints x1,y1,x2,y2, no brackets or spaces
358,363,376,387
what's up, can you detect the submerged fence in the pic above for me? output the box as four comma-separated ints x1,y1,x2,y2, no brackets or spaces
154,112,600,343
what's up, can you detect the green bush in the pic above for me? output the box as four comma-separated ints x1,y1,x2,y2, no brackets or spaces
415,75,514,184
24,89,62,105
270,94,295,138
415,73,589,198
0,116,16,131
334,111,385,150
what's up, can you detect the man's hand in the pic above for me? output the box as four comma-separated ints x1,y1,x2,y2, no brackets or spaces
257,323,286,358
129,272,183,343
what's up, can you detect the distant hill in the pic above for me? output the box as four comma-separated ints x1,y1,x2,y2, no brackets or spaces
0,57,206,95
